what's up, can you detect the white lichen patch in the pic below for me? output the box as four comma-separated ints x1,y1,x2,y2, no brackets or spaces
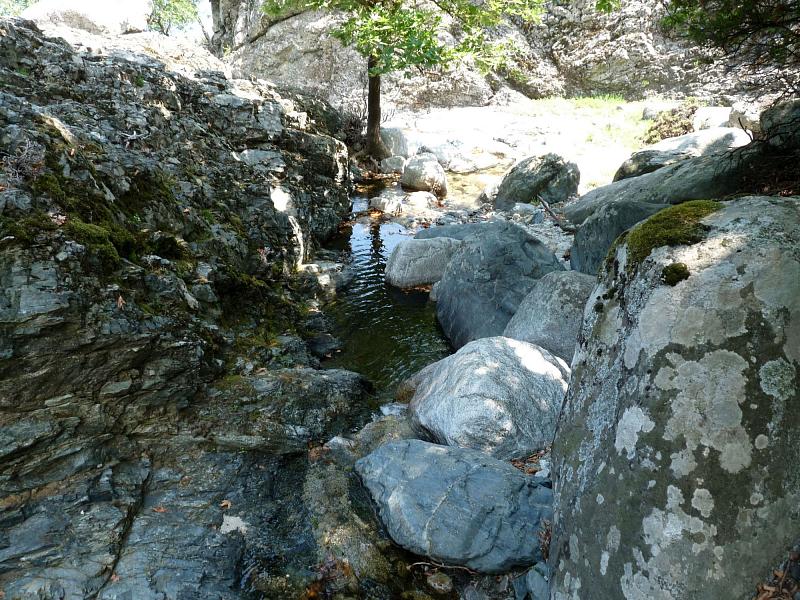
657,350,752,474
691,488,714,518
615,407,655,459
220,515,249,535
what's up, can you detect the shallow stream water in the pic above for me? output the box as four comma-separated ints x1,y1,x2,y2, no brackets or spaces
322,196,452,400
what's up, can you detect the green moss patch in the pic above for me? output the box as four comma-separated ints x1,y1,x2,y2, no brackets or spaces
64,219,120,270
661,262,691,286
626,200,722,271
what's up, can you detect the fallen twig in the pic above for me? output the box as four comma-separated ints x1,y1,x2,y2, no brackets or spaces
538,197,577,234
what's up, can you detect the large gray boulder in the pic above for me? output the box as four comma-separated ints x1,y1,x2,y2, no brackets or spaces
400,153,448,197
565,147,759,275
551,196,800,599
493,154,579,211
761,98,800,149
408,336,569,459
356,439,553,573
428,221,564,348
503,270,595,362
385,237,462,289
613,127,751,181
21,0,150,34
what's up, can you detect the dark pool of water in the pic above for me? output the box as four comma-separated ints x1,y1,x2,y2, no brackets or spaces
322,198,452,400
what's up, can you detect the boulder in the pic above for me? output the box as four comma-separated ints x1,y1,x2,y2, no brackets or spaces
22,0,150,35
551,196,800,599
369,195,402,213
761,98,800,149
385,237,462,289
408,336,569,459
503,270,595,362
380,155,406,174
400,153,448,197
355,439,554,573
405,191,436,210
614,127,751,181
493,154,580,211
692,106,733,130
565,146,760,275
429,221,564,348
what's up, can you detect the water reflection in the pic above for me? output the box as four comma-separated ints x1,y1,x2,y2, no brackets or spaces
323,203,452,400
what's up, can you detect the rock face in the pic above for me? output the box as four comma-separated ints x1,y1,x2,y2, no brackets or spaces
408,336,569,459
421,221,564,348
212,0,748,110
566,146,759,275
613,127,751,181
550,196,800,599
504,270,595,362
22,0,150,34
356,439,554,573
385,237,462,289
0,19,366,598
494,154,580,211
399,152,448,197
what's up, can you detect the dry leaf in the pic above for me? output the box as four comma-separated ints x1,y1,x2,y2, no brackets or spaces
110,573,121,583
220,499,232,510
152,505,168,513
116,295,126,310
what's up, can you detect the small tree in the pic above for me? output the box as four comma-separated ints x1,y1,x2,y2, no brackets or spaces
662,0,800,97
262,0,544,159
0,0,32,16
148,0,199,35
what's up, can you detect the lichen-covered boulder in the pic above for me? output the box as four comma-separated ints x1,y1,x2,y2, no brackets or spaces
385,237,462,289
356,439,554,573
493,154,579,211
504,270,595,362
408,336,569,459
550,196,800,599
565,147,759,275
400,153,448,197
429,221,564,348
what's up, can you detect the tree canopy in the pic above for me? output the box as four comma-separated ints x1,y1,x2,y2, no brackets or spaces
663,0,800,96
148,0,199,35
0,0,31,17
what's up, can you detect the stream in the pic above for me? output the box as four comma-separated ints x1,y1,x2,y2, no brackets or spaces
322,196,452,401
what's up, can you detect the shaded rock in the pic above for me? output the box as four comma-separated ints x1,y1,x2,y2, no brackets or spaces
565,147,760,275
22,0,150,34
408,336,569,459
526,563,552,600
613,127,751,181
493,154,579,211
431,221,564,348
551,196,800,599
400,153,448,197
761,98,800,149
385,237,462,289
503,270,595,362
355,439,553,573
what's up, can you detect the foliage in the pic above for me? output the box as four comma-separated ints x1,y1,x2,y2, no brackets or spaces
148,0,199,35
662,0,800,96
262,0,545,78
642,101,700,144
0,0,31,16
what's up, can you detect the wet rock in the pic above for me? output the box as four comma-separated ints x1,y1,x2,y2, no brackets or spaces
400,153,448,197
425,221,564,348
493,154,579,211
385,237,462,289
551,196,800,599
408,336,569,459
356,439,553,573
503,270,595,362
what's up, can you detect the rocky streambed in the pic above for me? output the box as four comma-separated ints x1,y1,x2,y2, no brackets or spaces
2,14,800,600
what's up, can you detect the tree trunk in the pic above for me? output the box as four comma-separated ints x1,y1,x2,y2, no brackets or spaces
365,55,390,160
